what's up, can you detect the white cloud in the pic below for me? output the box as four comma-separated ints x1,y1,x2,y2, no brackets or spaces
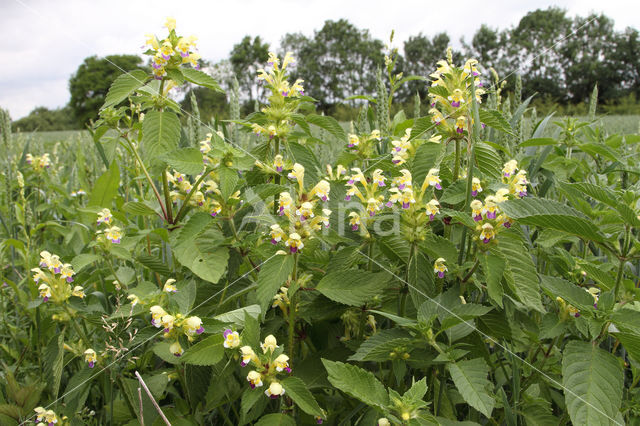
1,0,637,119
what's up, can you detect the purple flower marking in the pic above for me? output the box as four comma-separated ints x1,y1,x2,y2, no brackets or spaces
196,326,204,335
456,127,464,134
290,246,298,253
471,190,478,197
435,183,442,190
451,100,460,107
503,222,511,228
474,214,483,222
351,224,359,231
437,271,445,278
43,296,49,302
276,166,283,172
344,195,351,201
486,211,497,219
88,361,95,368
66,276,73,283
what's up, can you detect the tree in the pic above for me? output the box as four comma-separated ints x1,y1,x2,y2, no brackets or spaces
283,19,385,111
68,55,145,127
229,36,270,102
613,27,640,99
12,106,76,132
402,32,457,99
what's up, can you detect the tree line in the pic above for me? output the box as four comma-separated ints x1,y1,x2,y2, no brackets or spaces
12,7,640,131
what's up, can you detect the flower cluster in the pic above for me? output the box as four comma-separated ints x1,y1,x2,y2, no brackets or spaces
166,168,239,218
391,128,441,165
557,287,600,319
32,251,83,304
25,153,52,172
346,129,382,158
428,50,485,138
269,163,331,254
222,333,292,400
84,348,97,368
95,208,122,244
34,407,62,425
149,304,204,356
502,160,528,198
143,18,200,79
469,189,512,245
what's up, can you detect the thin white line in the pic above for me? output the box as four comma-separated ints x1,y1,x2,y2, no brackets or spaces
12,0,280,175
357,249,622,424
19,252,278,425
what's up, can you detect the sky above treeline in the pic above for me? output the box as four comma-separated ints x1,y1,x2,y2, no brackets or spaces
1,0,638,119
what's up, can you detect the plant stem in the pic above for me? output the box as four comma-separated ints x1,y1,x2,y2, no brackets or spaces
288,253,299,364
162,171,173,223
454,139,461,182
174,169,211,224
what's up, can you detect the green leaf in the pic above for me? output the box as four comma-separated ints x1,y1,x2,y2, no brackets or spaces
500,198,605,243
255,254,294,314
520,137,557,147
609,309,640,336
540,275,595,313
218,166,239,200
316,270,390,306
448,358,495,418
305,114,347,142
101,69,148,110
499,234,543,312
348,328,413,362
241,311,260,349
562,340,623,425
88,161,120,207
411,142,444,186
254,414,296,426
560,182,640,227
613,332,640,363
479,109,514,135
287,142,321,186
214,305,261,326
408,251,436,304
181,68,224,92
322,359,389,409
181,334,224,366
173,229,229,284
137,254,171,276
142,110,181,163
44,333,65,398
240,387,264,415
474,142,502,179
159,147,204,175
123,201,157,216
281,377,323,417
480,251,505,307
71,253,101,273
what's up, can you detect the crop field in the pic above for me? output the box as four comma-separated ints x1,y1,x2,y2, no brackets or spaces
2,17,640,426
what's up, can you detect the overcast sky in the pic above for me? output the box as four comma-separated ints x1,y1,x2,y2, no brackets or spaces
1,0,638,119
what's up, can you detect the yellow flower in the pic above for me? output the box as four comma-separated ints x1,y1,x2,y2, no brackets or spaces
434,258,447,278
392,169,412,190
128,294,141,306
366,197,383,217
210,200,222,217
161,314,175,332
472,178,483,196
310,180,331,202
278,192,293,216
349,212,361,231
145,33,160,50
296,202,315,220
448,88,465,107
400,188,416,209
455,116,466,134
72,286,85,298
150,306,167,327
378,418,391,426
164,17,176,32
240,346,258,367
223,330,240,348
261,335,278,353
482,196,499,219
480,223,495,243
38,284,51,302
163,279,178,293
273,154,284,172
348,134,360,148
274,354,291,372
183,316,204,337
84,348,97,368
285,233,304,253
105,226,122,244
267,52,280,69
423,168,442,191
247,370,263,388
426,199,440,220
502,160,518,178
282,52,296,69
287,163,305,189
97,208,112,225
471,199,483,221
170,341,183,357
265,381,285,398
370,129,381,140
60,264,75,283
372,169,386,187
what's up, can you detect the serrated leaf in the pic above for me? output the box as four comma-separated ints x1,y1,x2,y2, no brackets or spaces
88,161,119,207
540,275,595,313
480,251,505,307
408,251,436,304
240,387,264,415
174,229,229,284
609,309,640,336
71,253,101,273
305,114,347,142
474,142,502,178
218,166,239,200
316,270,390,306
377,235,411,264
44,333,65,398
142,110,181,163
137,254,171,276
159,147,204,175
101,69,148,110
123,201,157,216
181,334,224,366
214,305,261,326
322,359,389,409
500,198,605,243
411,142,444,186
255,254,294,314
560,182,640,227
448,358,495,418
241,311,259,349
479,109,513,135
181,68,224,92
348,328,413,361
562,340,623,425
287,142,321,186
499,234,543,312
281,377,323,417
